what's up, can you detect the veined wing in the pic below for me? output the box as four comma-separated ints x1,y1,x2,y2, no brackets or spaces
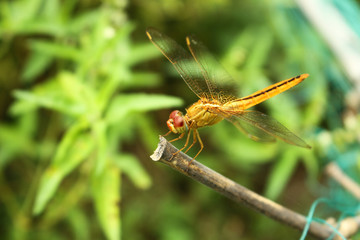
186,35,238,103
146,28,211,99
217,110,311,148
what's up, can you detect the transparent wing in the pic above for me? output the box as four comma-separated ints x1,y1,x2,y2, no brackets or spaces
218,110,311,148
226,115,277,142
146,28,212,99
186,35,238,102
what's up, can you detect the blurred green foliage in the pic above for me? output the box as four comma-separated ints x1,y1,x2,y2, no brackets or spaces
0,0,359,239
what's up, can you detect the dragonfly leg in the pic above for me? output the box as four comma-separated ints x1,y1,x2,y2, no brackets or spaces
170,130,192,160
177,130,192,152
169,132,185,143
162,130,172,137
188,130,203,165
184,129,197,154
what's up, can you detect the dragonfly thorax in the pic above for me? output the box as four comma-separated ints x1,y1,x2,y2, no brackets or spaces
167,110,188,134
185,100,224,129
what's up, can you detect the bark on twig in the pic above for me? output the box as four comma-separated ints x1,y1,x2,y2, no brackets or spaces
150,136,353,239
336,216,360,240
325,162,360,200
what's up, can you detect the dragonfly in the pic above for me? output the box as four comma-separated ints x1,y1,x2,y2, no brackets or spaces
146,27,311,161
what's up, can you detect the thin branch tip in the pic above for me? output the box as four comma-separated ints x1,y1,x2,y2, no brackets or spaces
150,135,167,161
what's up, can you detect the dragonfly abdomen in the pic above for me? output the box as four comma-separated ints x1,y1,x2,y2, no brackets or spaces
227,74,309,110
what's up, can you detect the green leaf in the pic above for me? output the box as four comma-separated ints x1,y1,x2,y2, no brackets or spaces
0,124,35,168
21,51,53,83
211,122,278,164
12,89,85,116
0,0,42,33
124,72,162,89
57,71,92,103
33,121,93,215
29,40,81,61
105,93,183,125
135,114,162,152
128,43,163,66
113,154,152,189
12,73,88,116
92,163,121,240
264,149,299,200
68,9,101,34
67,208,91,240
92,120,108,175
300,150,319,180
33,168,64,216
244,27,273,69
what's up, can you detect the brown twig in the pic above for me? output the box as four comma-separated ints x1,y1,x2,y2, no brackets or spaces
336,216,360,240
324,163,360,239
150,136,352,239
325,162,360,200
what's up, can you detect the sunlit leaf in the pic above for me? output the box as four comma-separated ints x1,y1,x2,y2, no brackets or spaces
13,90,85,116
0,124,35,168
29,40,81,61
92,120,108,175
114,154,152,189
92,163,121,240
105,93,183,125
33,121,93,215
57,71,92,103
12,74,88,116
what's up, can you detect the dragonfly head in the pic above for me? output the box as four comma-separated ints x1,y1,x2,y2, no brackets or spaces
167,110,188,134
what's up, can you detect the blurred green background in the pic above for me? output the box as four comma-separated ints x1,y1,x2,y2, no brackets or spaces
0,0,359,239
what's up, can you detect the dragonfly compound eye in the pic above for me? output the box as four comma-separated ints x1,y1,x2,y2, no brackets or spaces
169,110,183,119
167,111,187,134
173,116,184,127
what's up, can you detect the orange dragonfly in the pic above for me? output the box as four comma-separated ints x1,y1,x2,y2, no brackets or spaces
146,27,311,161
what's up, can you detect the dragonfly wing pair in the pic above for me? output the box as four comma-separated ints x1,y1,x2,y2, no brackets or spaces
223,110,310,148
146,27,310,148
146,27,237,101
